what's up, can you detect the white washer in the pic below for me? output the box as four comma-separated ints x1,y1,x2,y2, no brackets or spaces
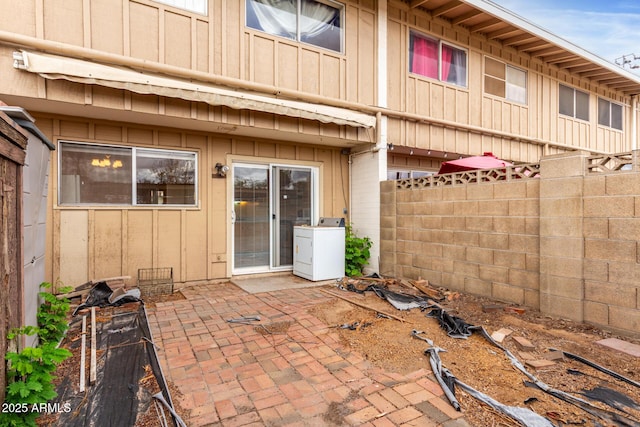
293,225,345,281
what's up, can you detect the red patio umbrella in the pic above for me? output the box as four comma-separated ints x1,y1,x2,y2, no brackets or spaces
437,152,512,174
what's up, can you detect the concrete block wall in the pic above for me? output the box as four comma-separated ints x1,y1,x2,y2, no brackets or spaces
380,150,640,338
539,152,587,322
380,177,541,309
583,170,640,335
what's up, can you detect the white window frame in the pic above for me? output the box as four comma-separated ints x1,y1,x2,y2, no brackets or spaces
58,141,198,207
598,97,623,131
408,30,468,88
153,0,207,15
484,56,527,104
245,0,345,53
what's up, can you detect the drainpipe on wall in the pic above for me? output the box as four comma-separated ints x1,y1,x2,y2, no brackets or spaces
632,95,638,150
348,151,352,223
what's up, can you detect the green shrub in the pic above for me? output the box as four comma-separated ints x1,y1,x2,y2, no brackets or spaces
1,283,72,427
37,282,71,345
345,224,373,277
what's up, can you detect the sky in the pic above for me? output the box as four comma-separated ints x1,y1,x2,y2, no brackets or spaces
493,0,640,72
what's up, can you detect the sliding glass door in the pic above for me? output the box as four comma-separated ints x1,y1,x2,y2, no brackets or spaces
233,164,270,270
233,163,315,274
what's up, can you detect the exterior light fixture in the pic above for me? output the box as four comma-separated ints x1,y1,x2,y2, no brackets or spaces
214,163,229,178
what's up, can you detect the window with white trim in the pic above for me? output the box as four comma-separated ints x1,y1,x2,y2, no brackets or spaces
598,97,623,130
484,57,527,104
409,31,467,87
59,142,197,206
246,0,344,53
153,0,207,14
559,84,589,121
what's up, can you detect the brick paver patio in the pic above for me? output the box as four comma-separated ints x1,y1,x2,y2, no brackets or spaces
147,282,470,426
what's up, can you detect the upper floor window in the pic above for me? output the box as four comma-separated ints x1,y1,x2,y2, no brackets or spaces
246,0,344,53
559,84,589,121
409,31,467,87
387,169,435,181
598,98,623,130
484,57,527,104
153,0,207,14
59,142,197,206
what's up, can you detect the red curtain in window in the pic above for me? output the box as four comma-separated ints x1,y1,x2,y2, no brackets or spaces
411,35,438,79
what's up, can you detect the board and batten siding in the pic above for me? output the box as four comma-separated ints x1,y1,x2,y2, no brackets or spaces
36,116,348,289
386,1,632,163
0,0,377,105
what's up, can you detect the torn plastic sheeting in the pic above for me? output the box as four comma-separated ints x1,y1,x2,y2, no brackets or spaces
411,330,460,411
480,328,640,426
73,281,142,315
411,330,553,426
153,393,187,427
425,307,479,339
345,281,472,335
345,283,430,310
550,348,640,389
454,380,555,427
522,381,640,426
580,386,640,413
418,308,640,426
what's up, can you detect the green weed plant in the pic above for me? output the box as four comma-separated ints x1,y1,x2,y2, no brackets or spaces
345,224,373,277
1,282,72,427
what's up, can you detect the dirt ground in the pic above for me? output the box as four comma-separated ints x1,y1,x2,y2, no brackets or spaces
309,278,640,427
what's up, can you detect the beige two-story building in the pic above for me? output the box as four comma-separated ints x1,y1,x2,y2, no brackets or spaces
0,0,638,289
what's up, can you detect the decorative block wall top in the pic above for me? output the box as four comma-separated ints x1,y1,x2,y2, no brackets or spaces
587,152,634,173
396,163,541,189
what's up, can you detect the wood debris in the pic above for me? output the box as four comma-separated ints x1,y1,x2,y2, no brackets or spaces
338,275,445,301
320,289,410,323
408,277,441,299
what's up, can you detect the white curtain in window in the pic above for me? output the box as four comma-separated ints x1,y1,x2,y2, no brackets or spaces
252,0,338,39
251,0,298,39
300,1,339,38
442,46,467,87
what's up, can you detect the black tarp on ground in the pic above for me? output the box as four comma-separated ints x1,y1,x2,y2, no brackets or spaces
54,303,176,426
